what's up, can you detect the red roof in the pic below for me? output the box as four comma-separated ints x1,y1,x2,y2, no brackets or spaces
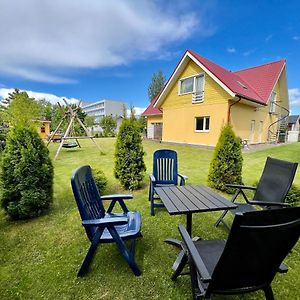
234,60,285,102
142,49,285,116
141,96,162,116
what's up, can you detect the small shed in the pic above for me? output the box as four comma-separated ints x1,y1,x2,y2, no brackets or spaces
37,120,51,139
287,115,300,142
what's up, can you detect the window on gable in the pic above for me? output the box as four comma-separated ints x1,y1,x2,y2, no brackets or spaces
195,116,210,132
269,91,277,114
179,74,205,103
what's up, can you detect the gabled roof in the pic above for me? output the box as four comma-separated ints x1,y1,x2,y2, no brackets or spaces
142,49,286,116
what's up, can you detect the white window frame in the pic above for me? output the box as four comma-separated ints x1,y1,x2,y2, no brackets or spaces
178,73,205,103
195,116,210,132
269,91,277,114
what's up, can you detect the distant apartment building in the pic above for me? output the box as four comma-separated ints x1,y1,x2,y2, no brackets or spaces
82,99,126,122
82,99,127,135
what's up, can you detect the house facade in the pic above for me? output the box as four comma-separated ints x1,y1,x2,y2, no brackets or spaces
142,50,289,146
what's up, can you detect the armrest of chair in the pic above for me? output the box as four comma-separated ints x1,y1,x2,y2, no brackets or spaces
178,225,211,283
178,174,188,186
225,184,257,191
248,200,291,207
82,217,128,227
149,174,156,183
101,194,133,201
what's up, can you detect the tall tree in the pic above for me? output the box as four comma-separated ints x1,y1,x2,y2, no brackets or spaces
5,90,41,129
148,70,165,102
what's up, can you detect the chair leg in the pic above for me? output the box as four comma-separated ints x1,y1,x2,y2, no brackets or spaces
77,229,103,277
215,209,229,227
109,227,141,276
263,286,275,300
215,189,240,229
171,250,189,280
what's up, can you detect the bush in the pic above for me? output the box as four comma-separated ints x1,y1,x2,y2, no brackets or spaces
284,184,300,206
0,127,54,219
92,168,107,194
114,119,146,190
208,125,243,193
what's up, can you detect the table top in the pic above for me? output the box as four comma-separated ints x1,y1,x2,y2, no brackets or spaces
155,185,237,215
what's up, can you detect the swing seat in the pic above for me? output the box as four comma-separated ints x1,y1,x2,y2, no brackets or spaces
62,141,78,148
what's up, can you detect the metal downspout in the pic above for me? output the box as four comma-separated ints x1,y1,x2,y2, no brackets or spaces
227,96,242,124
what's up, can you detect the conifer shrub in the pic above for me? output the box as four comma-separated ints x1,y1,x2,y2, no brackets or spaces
92,168,107,194
281,184,300,206
114,119,146,190
0,127,53,219
208,125,243,193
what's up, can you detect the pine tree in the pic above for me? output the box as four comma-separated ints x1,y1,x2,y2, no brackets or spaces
148,70,165,102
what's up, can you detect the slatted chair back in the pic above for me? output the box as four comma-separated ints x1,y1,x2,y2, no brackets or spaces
153,149,178,185
253,157,298,204
71,165,105,241
208,207,300,295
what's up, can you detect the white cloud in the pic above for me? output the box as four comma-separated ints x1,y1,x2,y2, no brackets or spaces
0,0,214,83
0,88,80,105
227,47,236,53
289,88,300,106
293,36,300,41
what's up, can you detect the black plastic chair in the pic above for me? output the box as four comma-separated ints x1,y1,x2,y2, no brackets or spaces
149,149,187,216
71,165,142,276
215,156,298,230
178,207,300,299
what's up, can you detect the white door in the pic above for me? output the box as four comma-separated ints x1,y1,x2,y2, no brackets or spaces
250,120,255,144
147,124,154,139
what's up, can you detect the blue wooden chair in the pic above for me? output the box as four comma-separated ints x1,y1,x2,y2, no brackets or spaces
149,149,187,216
71,165,142,277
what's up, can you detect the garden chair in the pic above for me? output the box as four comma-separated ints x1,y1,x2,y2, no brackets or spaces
149,149,187,216
215,156,298,230
178,207,300,300
71,165,142,277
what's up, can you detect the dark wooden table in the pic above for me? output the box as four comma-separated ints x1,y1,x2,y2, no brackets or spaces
154,185,237,279
155,185,237,235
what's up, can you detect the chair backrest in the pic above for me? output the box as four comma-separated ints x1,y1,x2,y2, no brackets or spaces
208,207,300,294
71,165,105,241
253,157,298,203
153,149,178,185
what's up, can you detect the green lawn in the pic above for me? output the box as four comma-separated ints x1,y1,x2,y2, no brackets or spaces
0,139,299,300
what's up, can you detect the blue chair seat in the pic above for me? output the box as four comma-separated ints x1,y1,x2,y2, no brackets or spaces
100,211,141,241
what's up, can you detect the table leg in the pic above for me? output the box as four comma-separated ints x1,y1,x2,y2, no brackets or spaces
186,212,192,235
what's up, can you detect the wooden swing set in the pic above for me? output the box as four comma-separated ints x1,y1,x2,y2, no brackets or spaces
47,99,101,160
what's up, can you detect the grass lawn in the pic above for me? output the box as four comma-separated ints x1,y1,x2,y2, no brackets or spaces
0,138,299,299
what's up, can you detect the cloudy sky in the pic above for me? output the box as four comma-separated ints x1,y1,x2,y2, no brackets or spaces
0,0,299,113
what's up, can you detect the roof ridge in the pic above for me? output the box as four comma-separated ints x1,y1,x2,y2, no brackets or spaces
234,59,285,73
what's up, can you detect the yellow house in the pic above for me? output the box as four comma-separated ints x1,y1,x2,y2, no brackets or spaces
37,120,51,139
142,49,289,147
